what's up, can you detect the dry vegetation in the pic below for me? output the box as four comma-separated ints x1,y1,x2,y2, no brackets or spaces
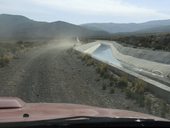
83,33,170,52
79,52,170,118
112,34,170,51
0,41,40,67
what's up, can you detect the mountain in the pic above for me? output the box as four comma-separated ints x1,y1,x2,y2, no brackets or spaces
81,19,170,33
0,14,109,40
134,25,170,33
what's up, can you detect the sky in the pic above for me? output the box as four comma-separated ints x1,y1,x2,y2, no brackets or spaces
0,0,170,24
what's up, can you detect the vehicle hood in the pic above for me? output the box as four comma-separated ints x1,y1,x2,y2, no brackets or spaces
0,97,168,123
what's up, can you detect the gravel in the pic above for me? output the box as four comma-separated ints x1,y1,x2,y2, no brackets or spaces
0,40,149,114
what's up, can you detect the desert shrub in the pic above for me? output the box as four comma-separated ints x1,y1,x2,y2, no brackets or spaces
0,48,6,55
109,81,114,87
144,93,168,117
95,78,100,82
81,54,90,61
126,86,144,106
117,80,127,87
23,41,34,48
16,40,24,45
10,47,19,54
96,66,100,73
112,76,119,83
136,94,145,107
0,54,12,67
96,63,108,78
0,41,39,67
102,72,110,79
150,99,167,117
109,74,114,81
158,100,167,117
132,79,147,94
125,85,133,98
80,54,95,66
86,59,94,66
16,41,25,49
117,76,128,88
110,88,115,94
125,79,147,106
99,63,108,76
125,78,168,117
144,94,152,111
112,34,170,52
102,85,107,90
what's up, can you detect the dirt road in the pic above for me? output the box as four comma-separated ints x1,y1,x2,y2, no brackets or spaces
0,40,147,113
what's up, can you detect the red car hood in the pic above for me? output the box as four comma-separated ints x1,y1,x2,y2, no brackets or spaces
0,97,168,123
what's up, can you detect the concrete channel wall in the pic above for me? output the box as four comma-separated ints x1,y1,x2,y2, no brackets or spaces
74,41,170,103
107,62,170,103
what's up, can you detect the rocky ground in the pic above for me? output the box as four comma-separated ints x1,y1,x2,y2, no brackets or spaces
0,40,155,116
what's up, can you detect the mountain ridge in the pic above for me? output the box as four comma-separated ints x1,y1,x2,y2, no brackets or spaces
81,19,170,33
0,14,109,40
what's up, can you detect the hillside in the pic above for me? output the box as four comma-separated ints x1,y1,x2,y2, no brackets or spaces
134,25,170,33
81,19,170,33
112,34,170,52
0,14,109,40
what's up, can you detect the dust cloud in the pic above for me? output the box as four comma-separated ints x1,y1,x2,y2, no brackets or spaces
43,38,77,51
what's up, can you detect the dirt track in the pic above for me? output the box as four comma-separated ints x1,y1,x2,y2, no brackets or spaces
0,40,147,113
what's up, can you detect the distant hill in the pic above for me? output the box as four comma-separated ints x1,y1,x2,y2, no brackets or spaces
2,14,170,40
0,14,109,40
81,19,170,33
134,25,170,33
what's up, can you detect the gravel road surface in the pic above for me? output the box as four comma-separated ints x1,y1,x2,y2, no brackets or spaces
0,40,147,113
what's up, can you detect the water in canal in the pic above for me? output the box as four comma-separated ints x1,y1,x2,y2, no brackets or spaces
92,44,122,67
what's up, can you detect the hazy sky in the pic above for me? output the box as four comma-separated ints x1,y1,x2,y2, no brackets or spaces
0,0,170,24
